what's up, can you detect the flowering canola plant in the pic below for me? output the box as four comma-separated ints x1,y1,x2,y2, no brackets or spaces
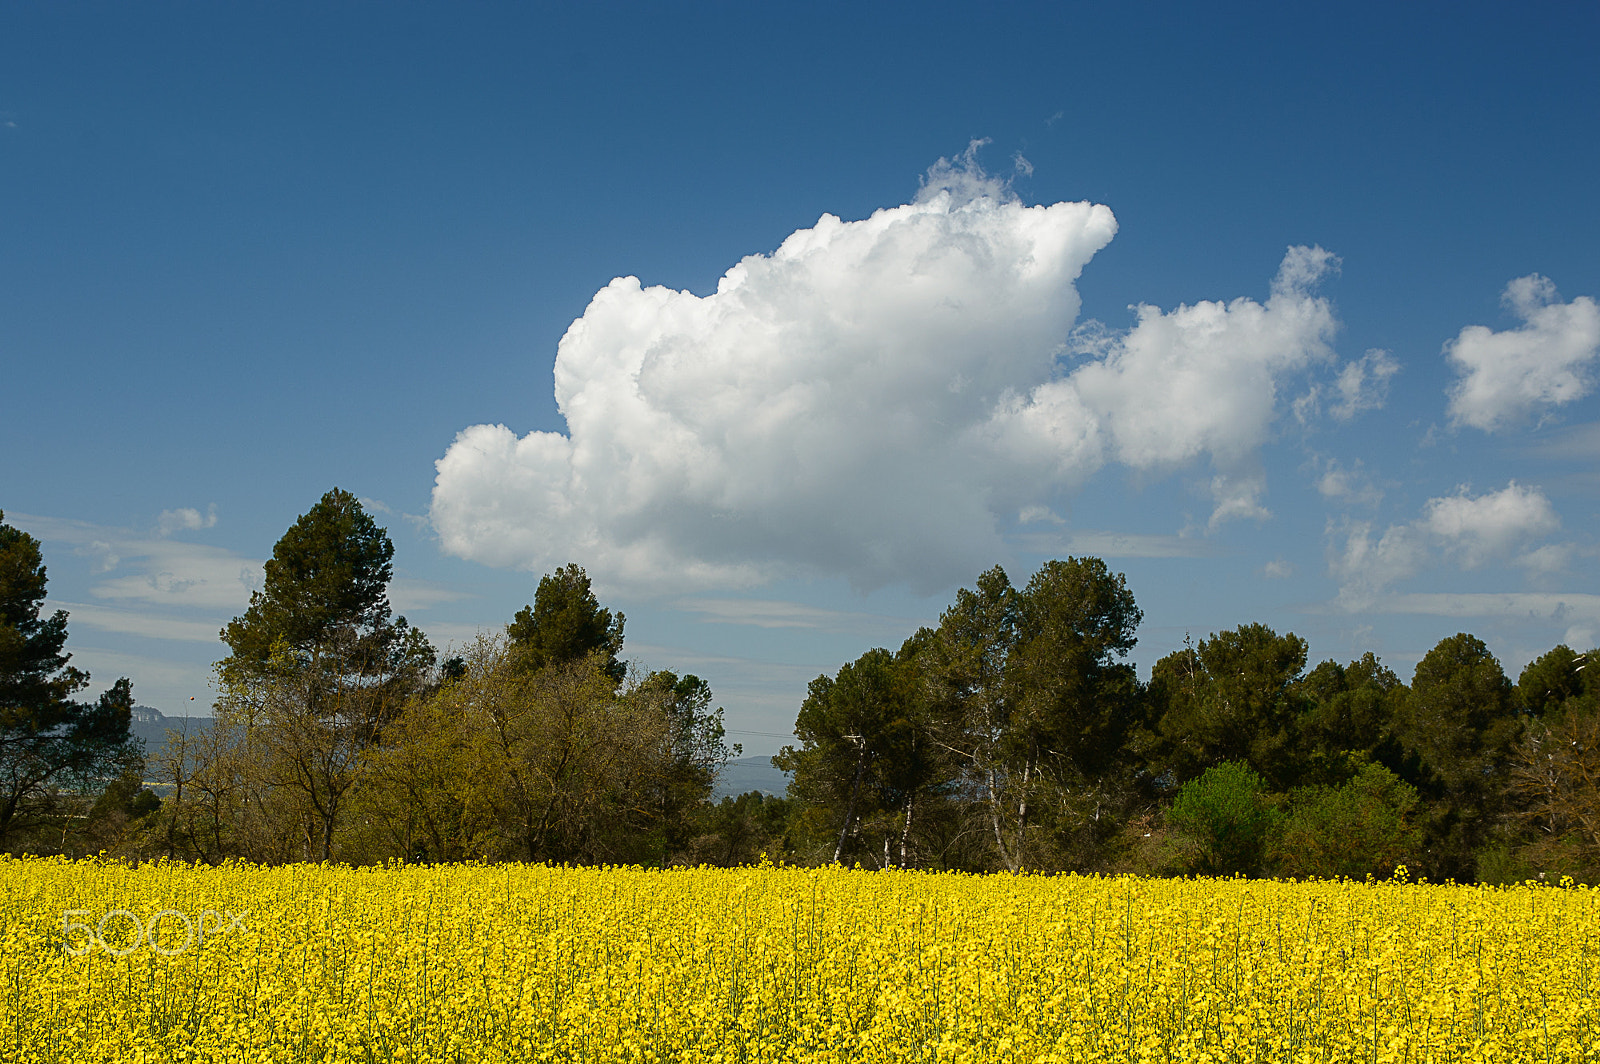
1,857,1596,1063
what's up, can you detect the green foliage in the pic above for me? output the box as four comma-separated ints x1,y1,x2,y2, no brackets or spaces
778,643,934,866
506,563,625,681
1166,761,1282,876
0,511,140,852
627,668,740,861
1151,624,1309,791
1293,653,1409,787
1011,557,1145,779
1517,644,1594,717
220,488,399,680
1508,694,1600,881
1272,762,1422,880
0,512,85,717
685,791,794,867
1399,632,1520,880
204,489,435,861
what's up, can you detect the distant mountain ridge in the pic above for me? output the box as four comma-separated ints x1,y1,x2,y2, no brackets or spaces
130,705,211,750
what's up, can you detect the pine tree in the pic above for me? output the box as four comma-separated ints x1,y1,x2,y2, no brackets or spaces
211,489,434,860
0,510,139,850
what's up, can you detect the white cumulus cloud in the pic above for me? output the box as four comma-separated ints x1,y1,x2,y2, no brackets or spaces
1330,481,1562,604
1445,275,1600,432
1420,481,1560,568
433,152,1347,593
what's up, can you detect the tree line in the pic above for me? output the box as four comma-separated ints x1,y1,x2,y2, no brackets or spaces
778,558,1599,883
0,494,739,865
2,498,1596,881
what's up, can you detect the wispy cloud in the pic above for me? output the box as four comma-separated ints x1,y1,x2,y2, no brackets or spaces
1314,458,1383,507
387,578,473,612
673,598,929,638
13,511,263,612
1015,529,1222,559
1524,421,1600,461
1329,482,1564,604
48,601,222,644
57,647,220,710
1373,592,1600,651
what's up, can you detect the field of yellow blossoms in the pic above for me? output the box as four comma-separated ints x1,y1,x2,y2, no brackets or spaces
1,857,1596,1063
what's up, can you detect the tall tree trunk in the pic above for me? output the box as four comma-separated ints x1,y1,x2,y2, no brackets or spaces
834,746,868,864
899,796,913,868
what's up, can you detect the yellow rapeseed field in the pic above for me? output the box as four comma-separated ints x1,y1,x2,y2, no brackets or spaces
0,857,1595,1063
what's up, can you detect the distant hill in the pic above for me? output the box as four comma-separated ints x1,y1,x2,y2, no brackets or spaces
713,755,791,800
129,705,212,751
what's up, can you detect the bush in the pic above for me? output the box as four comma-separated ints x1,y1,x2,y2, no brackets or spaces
1166,762,1282,876
1272,762,1422,880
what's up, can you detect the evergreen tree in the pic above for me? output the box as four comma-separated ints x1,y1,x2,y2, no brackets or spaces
211,489,434,861
0,511,140,850
1517,644,1592,717
506,564,625,681
778,644,932,866
1399,632,1520,880
1151,623,1310,791
1293,652,1410,787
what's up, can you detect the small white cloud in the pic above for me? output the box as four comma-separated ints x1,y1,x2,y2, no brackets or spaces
1330,349,1399,421
1017,505,1065,525
85,540,121,573
1445,275,1600,432
1421,481,1560,568
1315,459,1382,506
1262,559,1293,579
157,505,218,536
1207,472,1272,527
1328,518,1430,604
1330,482,1563,603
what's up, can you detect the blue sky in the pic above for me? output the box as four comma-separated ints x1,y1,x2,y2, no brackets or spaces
4,2,1598,755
